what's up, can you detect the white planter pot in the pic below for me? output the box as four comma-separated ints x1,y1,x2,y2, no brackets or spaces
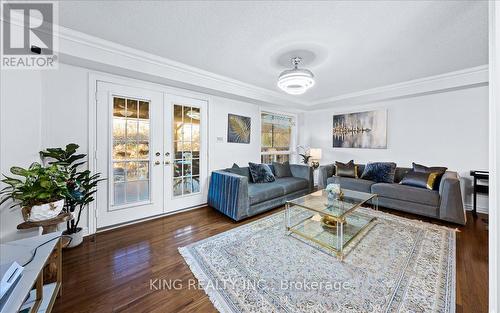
25,199,64,222
64,228,84,248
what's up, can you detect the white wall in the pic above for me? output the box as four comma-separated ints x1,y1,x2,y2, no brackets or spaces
0,70,43,242
302,85,489,212
208,96,262,170
40,65,91,235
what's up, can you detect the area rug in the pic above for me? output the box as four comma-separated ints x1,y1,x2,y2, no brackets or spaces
179,208,456,313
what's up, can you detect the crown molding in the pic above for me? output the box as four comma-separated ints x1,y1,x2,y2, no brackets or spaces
45,23,308,109
308,65,488,110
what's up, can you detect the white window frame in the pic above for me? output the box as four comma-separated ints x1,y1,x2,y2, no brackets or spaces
259,108,298,164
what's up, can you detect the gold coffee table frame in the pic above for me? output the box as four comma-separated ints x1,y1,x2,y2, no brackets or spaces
285,189,378,260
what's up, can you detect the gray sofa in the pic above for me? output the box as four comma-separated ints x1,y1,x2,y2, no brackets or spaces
208,164,313,221
318,163,466,225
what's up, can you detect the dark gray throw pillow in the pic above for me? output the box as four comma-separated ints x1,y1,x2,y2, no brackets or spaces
400,170,439,190
272,161,293,178
412,162,447,190
248,162,275,183
227,163,252,182
361,162,397,183
335,160,358,178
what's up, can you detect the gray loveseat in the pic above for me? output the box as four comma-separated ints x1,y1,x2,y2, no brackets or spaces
318,163,466,225
208,164,313,221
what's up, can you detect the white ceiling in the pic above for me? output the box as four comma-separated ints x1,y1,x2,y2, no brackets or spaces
58,0,488,104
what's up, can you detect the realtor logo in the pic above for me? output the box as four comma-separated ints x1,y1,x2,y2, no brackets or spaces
1,1,58,69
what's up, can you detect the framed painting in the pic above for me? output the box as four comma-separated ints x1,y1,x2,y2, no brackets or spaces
332,109,387,149
227,114,251,144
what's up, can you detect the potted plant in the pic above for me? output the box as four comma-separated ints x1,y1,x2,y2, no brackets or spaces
0,162,69,222
296,145,311,165
40,144,103,248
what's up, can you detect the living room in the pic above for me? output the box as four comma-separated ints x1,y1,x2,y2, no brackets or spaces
0,1,498,313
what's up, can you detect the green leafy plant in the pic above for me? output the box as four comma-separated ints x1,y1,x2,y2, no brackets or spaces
40,143,104,234
0,162,69,208
298,154,311,165
296,145,311,165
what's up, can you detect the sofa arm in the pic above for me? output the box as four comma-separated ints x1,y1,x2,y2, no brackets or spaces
290,164,314,192
318,164,335,189
438,171,466,225
208,170,250,221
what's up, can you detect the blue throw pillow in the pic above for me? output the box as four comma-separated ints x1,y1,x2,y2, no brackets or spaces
227,163,252,182
248,162,276,183
361,162,397,183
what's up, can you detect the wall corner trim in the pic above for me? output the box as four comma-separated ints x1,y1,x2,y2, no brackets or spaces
308,65,489,110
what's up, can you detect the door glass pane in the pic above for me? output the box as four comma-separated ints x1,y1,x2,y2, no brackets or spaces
137,180,149,201
183,177,192,195
114,183,126,205
112,96,151,207
172,104,201,197
192,176,200,193
126,181,139,203
173,160,182,177
126,99,138,118
192,159,199,175
173,178,182,196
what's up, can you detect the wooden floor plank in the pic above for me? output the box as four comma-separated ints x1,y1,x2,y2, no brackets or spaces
52,207,488,313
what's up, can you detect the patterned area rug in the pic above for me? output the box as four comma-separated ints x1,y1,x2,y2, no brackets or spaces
179,208,456,313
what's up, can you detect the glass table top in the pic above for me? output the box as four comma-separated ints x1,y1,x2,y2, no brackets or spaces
287,189,376,220
292,212,375,249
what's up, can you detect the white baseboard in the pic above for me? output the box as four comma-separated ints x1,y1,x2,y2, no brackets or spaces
88,204,207,236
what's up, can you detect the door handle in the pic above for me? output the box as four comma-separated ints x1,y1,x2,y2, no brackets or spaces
154,161,161,165
164,160,171,165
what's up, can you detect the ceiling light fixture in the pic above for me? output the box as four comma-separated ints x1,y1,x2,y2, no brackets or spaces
277,57,315,95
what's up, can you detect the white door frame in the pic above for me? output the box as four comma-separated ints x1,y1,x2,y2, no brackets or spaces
164,94,208,212
87,72,210,234
489,1,500,311
95,82,165,228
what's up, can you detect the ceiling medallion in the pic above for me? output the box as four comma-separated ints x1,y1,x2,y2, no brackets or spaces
277,57,315,95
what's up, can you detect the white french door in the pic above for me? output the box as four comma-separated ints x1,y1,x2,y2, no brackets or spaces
95,82,207,228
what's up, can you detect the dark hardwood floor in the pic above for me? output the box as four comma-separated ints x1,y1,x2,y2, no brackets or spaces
53,207,488,313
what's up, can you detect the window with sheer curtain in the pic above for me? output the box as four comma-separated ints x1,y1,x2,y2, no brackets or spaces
261,112,295,164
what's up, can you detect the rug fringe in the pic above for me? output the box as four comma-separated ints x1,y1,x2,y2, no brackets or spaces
178,247,233,313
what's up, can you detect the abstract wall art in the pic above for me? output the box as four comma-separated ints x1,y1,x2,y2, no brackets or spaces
227,114,251,144
332,109,387,149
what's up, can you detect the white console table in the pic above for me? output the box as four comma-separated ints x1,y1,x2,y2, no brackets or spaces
0,232,62,313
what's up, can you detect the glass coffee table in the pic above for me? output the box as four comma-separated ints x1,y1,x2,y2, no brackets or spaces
284,189,378,260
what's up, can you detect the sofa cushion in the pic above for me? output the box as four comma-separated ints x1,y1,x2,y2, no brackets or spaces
248,163,275,183
335,160,358,178
248,183,284,205
400,170,439,190
274,177,309,194
227,163,252,181
361,162,397,183
326,176,376,193
394,167,411,183
272,161,293,178
371,183,439,207
412,162,448,190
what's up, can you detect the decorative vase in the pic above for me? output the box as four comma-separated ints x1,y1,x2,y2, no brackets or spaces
22,199,65,222
63,227,84,248
327,191,335,205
